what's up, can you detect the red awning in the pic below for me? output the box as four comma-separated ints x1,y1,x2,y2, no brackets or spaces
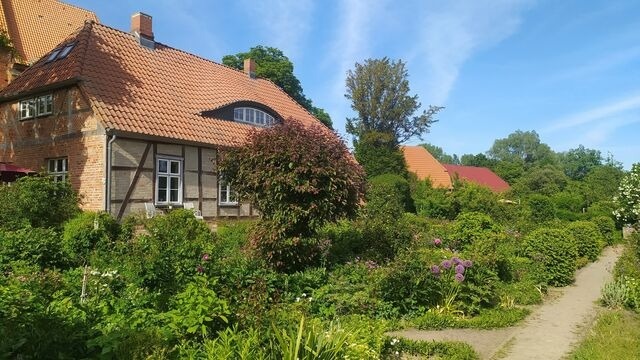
0,163,34,173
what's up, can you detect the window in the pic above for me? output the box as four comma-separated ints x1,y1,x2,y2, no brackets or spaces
45,43,75,63
156,157,182,205
233,107,276,126
48,157,68,182
19,94,53,119
218,178,237,205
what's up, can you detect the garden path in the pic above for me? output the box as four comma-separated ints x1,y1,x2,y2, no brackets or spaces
388,245,623,359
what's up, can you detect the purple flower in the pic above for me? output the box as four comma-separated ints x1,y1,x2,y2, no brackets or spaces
196,265,204,274
431,265,441,276
201,253,210,261
463,260,473,268
441,260,453,269
433,238,442,246
452,257,462,265
455,273,465,282
455,264,465,274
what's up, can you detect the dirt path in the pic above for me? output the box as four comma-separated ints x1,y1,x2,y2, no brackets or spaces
388,245,623,359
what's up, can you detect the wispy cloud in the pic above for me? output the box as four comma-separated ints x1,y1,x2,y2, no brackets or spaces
548,45,640,83
240,0,314,60
545,93,640,132
416,0,534,104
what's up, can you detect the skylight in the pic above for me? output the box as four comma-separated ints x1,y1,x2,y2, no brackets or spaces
45,43,75,63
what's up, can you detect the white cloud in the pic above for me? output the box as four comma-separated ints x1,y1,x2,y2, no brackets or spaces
545,94,640,132
548,46,640,83
417,0,533,104
240,0,314,60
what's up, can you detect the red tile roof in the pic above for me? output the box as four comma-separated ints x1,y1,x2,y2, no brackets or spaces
443,164,510,193
0,21,324,147
0,0,97,63
401,145,452,188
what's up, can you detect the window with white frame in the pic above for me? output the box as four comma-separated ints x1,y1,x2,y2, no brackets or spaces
19,94,53,120
156,157,182,205
48,157,68,182
218,178,237,205
233,107,276,126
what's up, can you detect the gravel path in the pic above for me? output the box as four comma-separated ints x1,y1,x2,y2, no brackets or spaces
388,245,623,359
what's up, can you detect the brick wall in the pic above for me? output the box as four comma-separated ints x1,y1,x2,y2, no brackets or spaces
0,85,106,211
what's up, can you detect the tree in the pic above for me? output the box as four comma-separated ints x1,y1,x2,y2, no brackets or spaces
345,57,442,144
421,143,459,164
354,131,408,179
558,145,602,180
613,163,640,226
222,46,333,128
487,130,556,169
460,153,497,168
219,120,365,269
512,165,568,196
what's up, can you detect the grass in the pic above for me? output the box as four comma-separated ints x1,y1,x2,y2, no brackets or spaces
413,307,531,330
569,309,640,360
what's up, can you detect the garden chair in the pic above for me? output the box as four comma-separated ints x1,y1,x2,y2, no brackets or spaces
183,202,204,220
144,202,158,219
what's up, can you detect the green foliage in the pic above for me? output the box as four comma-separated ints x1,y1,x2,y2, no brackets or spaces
366,173,414,216
525,194,557,223
222,45,332,128
513,165,568,196
201,326,266,359
450,212,499,249
413,179,453,219
354,131,408,179
559,145,603,181
62,212,120,265
523,228,578,286
270,316,350,360
498,280,544,305
0,227,66,269
614,163,640,226
487,130,557,170
570,310,640,360
162,276,230,340
345,57,442,144
568,221,605,261
0,176,80,230
601,279,630,309
414,307,529,330
582,165,625,205
460,153,498,168
450,182,502,219
383,337,479,359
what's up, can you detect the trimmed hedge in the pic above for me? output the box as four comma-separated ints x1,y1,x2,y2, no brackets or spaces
568,221,605,262
524,228,578,286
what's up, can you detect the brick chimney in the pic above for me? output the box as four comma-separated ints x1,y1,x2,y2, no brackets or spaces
243,58,256,78
131,12,154,48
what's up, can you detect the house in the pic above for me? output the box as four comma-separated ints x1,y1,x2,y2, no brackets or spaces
443,164,510,193
401,145,452,188
0,0,97,88
401,145,510,193
0,13,325,220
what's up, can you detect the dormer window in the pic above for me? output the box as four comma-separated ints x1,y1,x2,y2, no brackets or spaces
233,107,276,126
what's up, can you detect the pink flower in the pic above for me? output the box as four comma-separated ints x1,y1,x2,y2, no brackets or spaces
463,260,473,268
455,264,465,274
201,253,210,261
441,260,453,269
433,238,442,246
455,273,465,282
196,265,204,274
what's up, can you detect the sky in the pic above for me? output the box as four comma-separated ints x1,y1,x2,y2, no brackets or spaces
68,0,640,169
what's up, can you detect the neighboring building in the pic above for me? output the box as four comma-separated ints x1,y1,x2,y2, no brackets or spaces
401,145,452,188
0,13,325,220
402,145,510,193
443,164,510,193
0,0,97,88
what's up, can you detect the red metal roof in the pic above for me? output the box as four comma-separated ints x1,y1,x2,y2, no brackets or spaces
443,164,510,193
0,162,33,173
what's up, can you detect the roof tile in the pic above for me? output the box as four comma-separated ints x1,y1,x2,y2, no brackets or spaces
443,164,511,193
401,145,453,188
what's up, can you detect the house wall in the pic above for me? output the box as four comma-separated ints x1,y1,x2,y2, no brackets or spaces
0,85,105,211
110,137,254,220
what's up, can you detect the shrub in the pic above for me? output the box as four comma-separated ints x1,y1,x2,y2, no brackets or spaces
62,212,120,265
0,176,80,230
450,182,501,219
219,120,366,270
450,212,499,249
591,216,618,245
354,131,409,179
0,227,66,269
601,279,630,309
366,173,414,216
613,163,640,226
523,228,578,286
525,194,556,223
319,220,365,265
568,221,605,262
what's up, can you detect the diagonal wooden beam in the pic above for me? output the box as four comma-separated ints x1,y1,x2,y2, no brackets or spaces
116,142,151,221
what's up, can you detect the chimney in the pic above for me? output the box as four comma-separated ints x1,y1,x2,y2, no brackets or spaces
131,12,155,49
243,58,256,78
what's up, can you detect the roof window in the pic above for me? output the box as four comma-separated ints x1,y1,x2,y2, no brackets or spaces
45,43,75,63
233,107,276,126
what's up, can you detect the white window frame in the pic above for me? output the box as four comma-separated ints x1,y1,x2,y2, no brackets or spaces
48,157,68,182
233,107,276,127
19,98,35,120
19,94,53,120
218,177,238,206
155,157,183,206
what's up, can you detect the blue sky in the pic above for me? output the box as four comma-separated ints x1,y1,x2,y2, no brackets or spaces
68,0,640,168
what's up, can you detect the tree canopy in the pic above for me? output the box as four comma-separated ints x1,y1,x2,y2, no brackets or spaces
345,57,442,144
487,130,556,168
558,145,602,180
222,45,333,128
421,143,459,164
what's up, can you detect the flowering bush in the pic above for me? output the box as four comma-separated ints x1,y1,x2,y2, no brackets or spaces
613,163,640,226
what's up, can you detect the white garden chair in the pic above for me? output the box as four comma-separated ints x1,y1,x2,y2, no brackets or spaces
183,202,204,220
144,202,158,219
